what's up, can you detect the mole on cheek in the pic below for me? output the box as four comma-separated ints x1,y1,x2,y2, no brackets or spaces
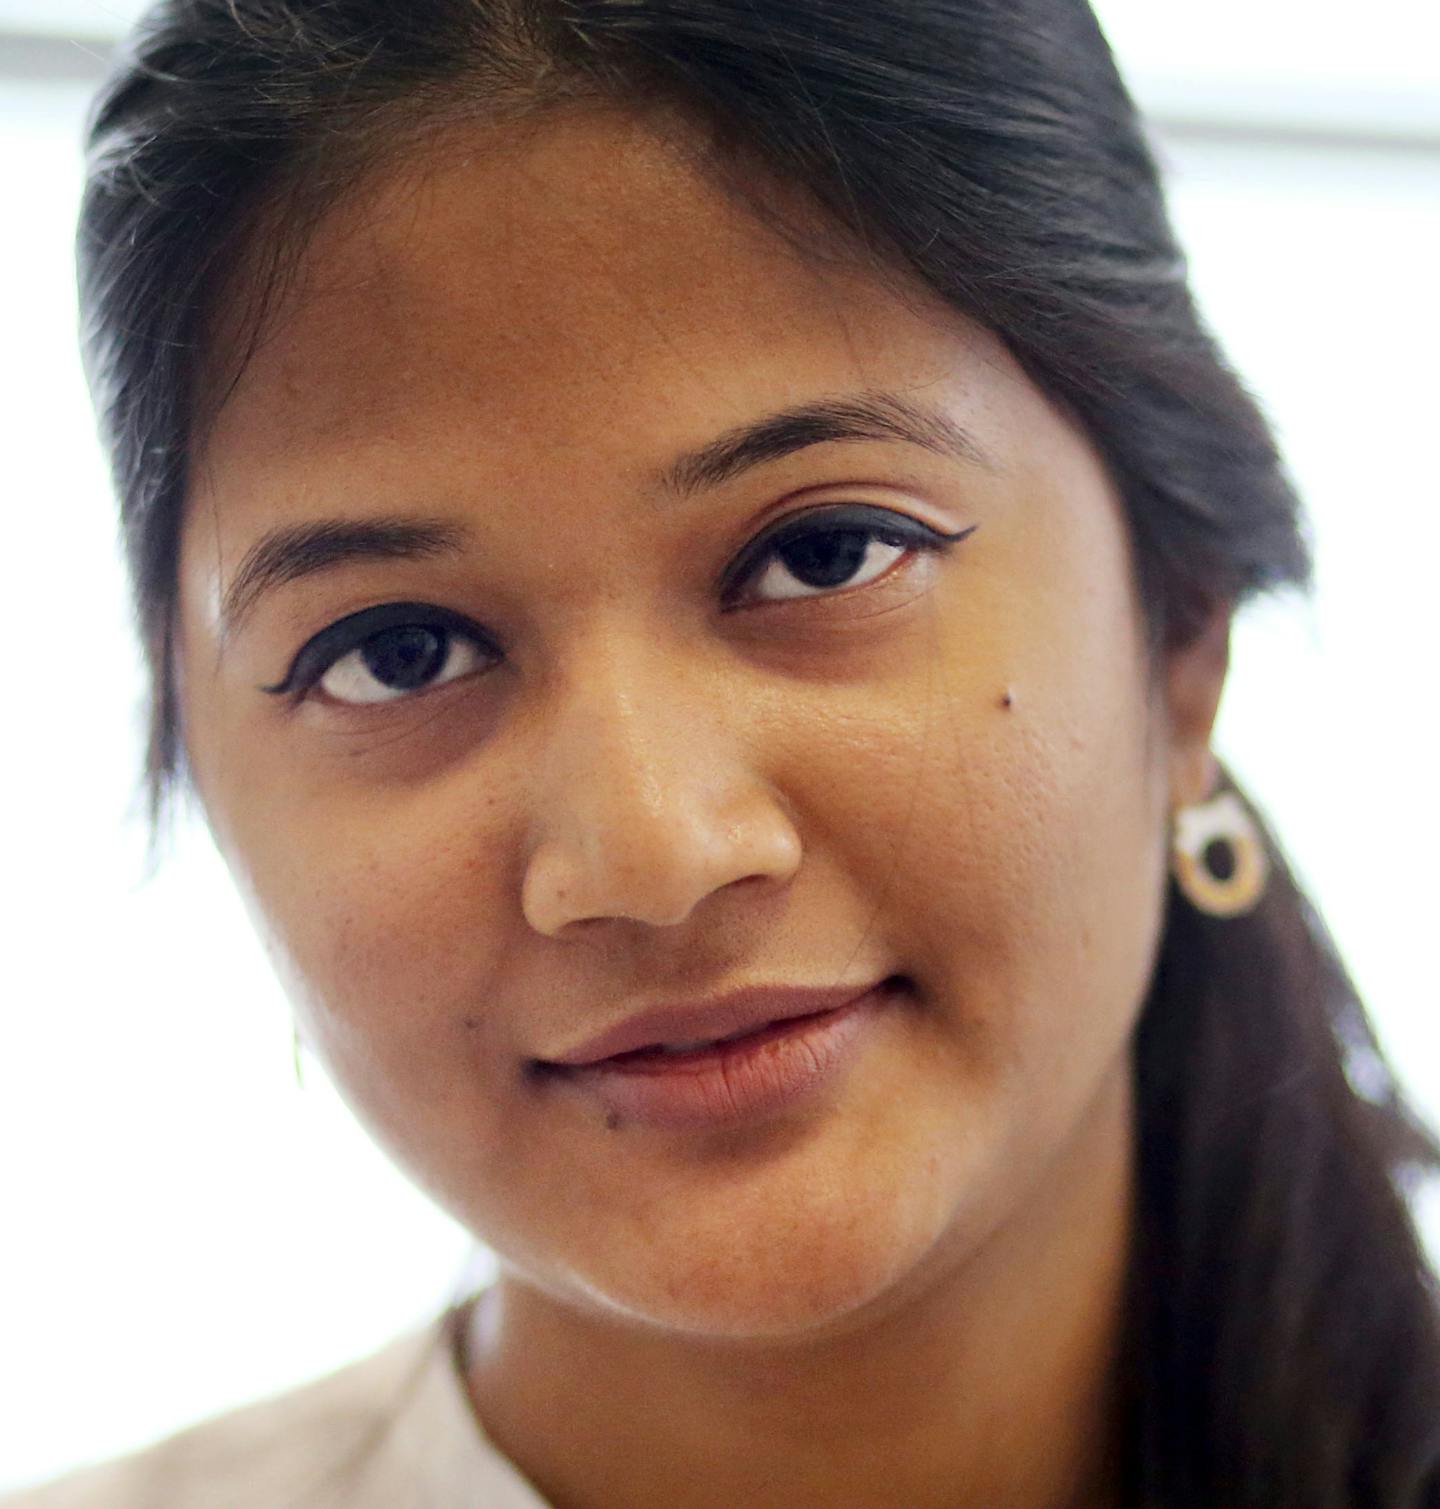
999,689,1015,710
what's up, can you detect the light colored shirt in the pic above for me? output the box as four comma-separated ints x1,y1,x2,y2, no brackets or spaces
1,1304,551,1508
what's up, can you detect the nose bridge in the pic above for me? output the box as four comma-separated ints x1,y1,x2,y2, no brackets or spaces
555,635,698,829
520,628,800,935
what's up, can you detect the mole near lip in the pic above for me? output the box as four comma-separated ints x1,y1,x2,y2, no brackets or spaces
541,979,896,1068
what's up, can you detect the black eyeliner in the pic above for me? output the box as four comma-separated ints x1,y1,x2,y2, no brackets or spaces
261,512,979,697
719,505,978,603
260,601,495,698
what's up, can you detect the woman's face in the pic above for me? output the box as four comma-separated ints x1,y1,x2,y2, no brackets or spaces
179,108,1224,1338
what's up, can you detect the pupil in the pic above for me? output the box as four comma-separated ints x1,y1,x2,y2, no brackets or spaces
779,529,869,588
361,627,446,689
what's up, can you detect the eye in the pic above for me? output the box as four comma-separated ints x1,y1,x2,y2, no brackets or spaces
318,625,487,706
263,602,498,705
723,505,976,608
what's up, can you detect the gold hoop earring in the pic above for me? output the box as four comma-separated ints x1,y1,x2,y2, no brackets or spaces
1171,789,1268,918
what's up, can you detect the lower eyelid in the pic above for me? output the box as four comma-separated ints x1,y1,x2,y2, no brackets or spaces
725,512,969,606
315,631,492,706
262,605,494,698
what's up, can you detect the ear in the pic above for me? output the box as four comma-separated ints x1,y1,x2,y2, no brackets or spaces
1163,602,1231,811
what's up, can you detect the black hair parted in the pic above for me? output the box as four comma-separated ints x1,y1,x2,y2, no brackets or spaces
78,2,1440,1503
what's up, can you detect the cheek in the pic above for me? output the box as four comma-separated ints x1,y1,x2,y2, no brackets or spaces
240,818,536,1229
878,530,1169,1150
209,773,526,1115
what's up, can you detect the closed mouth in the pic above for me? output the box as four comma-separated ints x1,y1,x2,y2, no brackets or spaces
534,977,902,1073
588,1007,840,1068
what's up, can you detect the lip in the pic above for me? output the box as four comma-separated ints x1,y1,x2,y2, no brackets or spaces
535,978,901,1132
542,979,894,1067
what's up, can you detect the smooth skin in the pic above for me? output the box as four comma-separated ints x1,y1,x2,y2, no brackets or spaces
179,105,1229,1509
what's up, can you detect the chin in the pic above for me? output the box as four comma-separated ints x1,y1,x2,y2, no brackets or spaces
582,1268,905,1345
561,1183,962,1346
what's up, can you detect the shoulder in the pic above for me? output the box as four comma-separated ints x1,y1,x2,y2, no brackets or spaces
0,1319,452,1509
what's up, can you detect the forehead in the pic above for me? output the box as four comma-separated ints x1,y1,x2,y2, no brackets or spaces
194,105,1033,493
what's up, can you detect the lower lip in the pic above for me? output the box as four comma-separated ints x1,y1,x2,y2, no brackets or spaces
546,984,894,1132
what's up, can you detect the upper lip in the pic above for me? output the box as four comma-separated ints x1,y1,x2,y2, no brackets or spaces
542,980,889,1068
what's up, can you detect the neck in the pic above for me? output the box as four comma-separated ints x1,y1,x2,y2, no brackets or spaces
464,1061,1135,1509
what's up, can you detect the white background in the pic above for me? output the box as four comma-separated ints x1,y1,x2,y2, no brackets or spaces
1,0,1437,1492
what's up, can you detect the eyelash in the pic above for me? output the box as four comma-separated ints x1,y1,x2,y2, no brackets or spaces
262,506,977,703
260,601,495,702
717,505,971,606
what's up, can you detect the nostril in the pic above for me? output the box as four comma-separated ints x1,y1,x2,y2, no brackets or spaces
518,767,806,937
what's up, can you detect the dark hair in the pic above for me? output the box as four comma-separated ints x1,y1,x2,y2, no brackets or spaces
79,1,1440,1502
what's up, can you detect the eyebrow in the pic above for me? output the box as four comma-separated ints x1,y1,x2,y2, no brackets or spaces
220,518,466,634
218,389,992,632
655,390,994,498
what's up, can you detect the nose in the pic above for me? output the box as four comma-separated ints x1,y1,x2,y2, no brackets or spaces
519,640,803,937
